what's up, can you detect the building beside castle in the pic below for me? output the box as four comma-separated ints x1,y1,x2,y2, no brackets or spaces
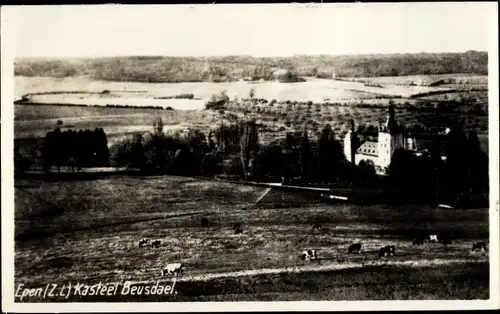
343,105,419,175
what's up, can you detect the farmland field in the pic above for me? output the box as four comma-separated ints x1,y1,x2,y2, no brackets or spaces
14,104,220,144
13,71,489,156
351,74,488,87
15,176,489,301
14,102,489,152
15,76,461,105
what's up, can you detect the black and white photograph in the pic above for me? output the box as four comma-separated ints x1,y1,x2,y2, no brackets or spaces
1,2,499,311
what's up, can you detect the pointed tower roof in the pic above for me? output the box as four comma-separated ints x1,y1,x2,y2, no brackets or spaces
383,104,400,134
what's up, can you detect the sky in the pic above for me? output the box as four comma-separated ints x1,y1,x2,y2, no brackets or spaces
3,2,497,58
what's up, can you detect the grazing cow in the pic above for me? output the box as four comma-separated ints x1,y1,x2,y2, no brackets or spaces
162,263,184,276
472,241,487,252
138,238,148,247
312,224,322,231
442,237,452,246
201,217,209,227
378,245,396,257
348,243,362,254
300,249,317,261
429,234,438,243
233,223,242,230
151,240,161,248
234,227,243,235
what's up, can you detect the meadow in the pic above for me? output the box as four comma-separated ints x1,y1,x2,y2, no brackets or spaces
14,104,220,145
14,176,489,301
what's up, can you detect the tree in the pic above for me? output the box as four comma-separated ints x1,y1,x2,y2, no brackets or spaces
299,127,312,182
255,144,284,181
357,160,378,188
318,124,343,183
249,88,255,99
153,117,164,135
186,129,208,175
318,125,333,183
201,152,222,176
130,134,147,170
207,131,216,152
240,119,259,180
444,123,469,194
467,130,488,195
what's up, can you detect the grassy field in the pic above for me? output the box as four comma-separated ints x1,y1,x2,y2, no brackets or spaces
14,176,489,301
14,104,220,145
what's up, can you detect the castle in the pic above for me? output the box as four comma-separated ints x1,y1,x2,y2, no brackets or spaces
343,105,416,175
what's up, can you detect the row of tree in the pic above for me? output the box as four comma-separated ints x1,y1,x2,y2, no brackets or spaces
15,114,488,206
37,128,110,172
15,52,487,82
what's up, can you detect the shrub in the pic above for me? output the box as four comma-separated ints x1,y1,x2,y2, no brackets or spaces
201,217,209,227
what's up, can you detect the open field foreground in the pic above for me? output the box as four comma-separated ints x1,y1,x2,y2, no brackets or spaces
15,176,489,301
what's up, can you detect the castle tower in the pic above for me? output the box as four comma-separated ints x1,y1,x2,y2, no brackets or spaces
378,105,404,170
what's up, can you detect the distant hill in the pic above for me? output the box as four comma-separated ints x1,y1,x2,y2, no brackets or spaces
15,51,488,83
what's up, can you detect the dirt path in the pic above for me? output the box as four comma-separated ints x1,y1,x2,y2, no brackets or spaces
126,257,488,285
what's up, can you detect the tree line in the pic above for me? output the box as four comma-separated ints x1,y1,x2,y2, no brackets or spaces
15,115,488,207
15,127,110,174
15,52,487,83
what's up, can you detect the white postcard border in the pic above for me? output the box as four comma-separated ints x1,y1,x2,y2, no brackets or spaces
2,3,499,312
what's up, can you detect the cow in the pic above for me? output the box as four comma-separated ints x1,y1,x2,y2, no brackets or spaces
348,243,362,254
442,237,452,246
151,240,161,248
234,227,243,235
412,236,425,246
138,238,148,247
312,224,322,231
378,245,396,257
471,241,487,252
233,222,242,230
162,263,184,277
300,249,317,261
429,234,438,243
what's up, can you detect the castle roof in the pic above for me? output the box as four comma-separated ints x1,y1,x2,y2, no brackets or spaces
356,141,378,157
381,104,401,134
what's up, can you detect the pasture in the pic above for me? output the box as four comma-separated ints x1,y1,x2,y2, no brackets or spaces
14,104,220,145
14,176,489,301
